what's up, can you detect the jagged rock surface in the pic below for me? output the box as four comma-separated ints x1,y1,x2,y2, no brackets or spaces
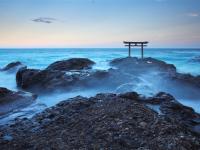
0,87,37,116
46,58,95,71
0,92,199,150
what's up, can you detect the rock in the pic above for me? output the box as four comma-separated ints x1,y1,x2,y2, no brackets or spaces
139,121,147,128
15,57,200,94
119,92,139,100
16,67,109,93
16,68,73,92
174,73,200,88
144,92,176,105
46,58,95,71
193,125,200,134
1,61,26,72
189,56,200,63
0,87,37,116
144,92,200,135
2,135,13,141
110,57,176,75
0,92,200,149
16,68,40,90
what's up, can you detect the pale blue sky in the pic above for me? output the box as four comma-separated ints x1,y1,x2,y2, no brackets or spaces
0,0,200,48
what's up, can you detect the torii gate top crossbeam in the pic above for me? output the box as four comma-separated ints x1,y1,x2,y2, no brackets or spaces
123,41,149,45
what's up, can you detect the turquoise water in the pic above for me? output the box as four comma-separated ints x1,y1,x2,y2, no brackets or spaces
0,48,199,124
0,48,199,75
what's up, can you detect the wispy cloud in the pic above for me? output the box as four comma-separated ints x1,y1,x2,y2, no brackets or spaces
32,17,57,24
187,13,199,17
155,0,166,2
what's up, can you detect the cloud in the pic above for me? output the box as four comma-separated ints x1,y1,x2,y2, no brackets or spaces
155,0,166,2
32,17,57,24
187,13,199,17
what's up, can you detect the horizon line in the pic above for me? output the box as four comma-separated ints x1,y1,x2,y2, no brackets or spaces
0,47,200,49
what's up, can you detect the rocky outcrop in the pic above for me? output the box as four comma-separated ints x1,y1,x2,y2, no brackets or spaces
15,57,200,94
134,92,200,134
189,56,200,63
1,61,26,72
16,68,110,93
16,58,97,93
174,73,200,88
0,87,37,116
46,58,95,71
0,92,199,149
111,57,200,89
110,57,176,75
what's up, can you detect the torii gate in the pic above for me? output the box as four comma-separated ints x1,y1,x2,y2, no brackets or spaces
123,41,149,59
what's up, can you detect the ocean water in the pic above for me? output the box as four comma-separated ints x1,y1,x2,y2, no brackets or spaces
0,48,200,124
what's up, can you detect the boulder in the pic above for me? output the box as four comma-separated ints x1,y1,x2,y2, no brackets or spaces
110,57,176,75
174,73,200,88
16,68,40,90
189,56,200,63
144,92,200,134
1,61,26,72
16,69,76,92
46,58,95,71
110,57,200,90
0,87,37,116
16,68,102,93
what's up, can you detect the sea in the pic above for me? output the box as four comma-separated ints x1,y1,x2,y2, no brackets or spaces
0,48,200,124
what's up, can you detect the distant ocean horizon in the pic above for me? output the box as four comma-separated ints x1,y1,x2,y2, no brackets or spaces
0,48,199,74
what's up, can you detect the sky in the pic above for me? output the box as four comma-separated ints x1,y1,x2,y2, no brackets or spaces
0,0,200,48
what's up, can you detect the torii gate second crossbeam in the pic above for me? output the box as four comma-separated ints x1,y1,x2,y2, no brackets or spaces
123,41,149,59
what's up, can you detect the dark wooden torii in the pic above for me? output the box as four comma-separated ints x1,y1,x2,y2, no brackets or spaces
123,41,149,59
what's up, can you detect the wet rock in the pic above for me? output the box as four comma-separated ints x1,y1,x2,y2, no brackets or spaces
46,58,95,71
2,135,13,142
16,68,79,92
110,57,176,75
1,61,26,72
189,56,200,63
0,92,200,149
16,68,103,93
174,73,200,88
119,92,139,100
139,121,147,128
193,125,200,134
144,92,175,105
144,92,200,135
0,87,37,116
15,57,200,94
16,68,40,90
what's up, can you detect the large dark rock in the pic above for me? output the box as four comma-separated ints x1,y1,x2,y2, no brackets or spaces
174,73,200,88
0,92,199,149
189,56,200,63
1,61,26,72
110,57,176,75
16,68,80,92
0,87,37,116
111,57,200,90
46,58,95,71
16,68,109,93
16,69,40,90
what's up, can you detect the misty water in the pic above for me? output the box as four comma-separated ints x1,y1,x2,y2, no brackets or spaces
0,48,200,124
